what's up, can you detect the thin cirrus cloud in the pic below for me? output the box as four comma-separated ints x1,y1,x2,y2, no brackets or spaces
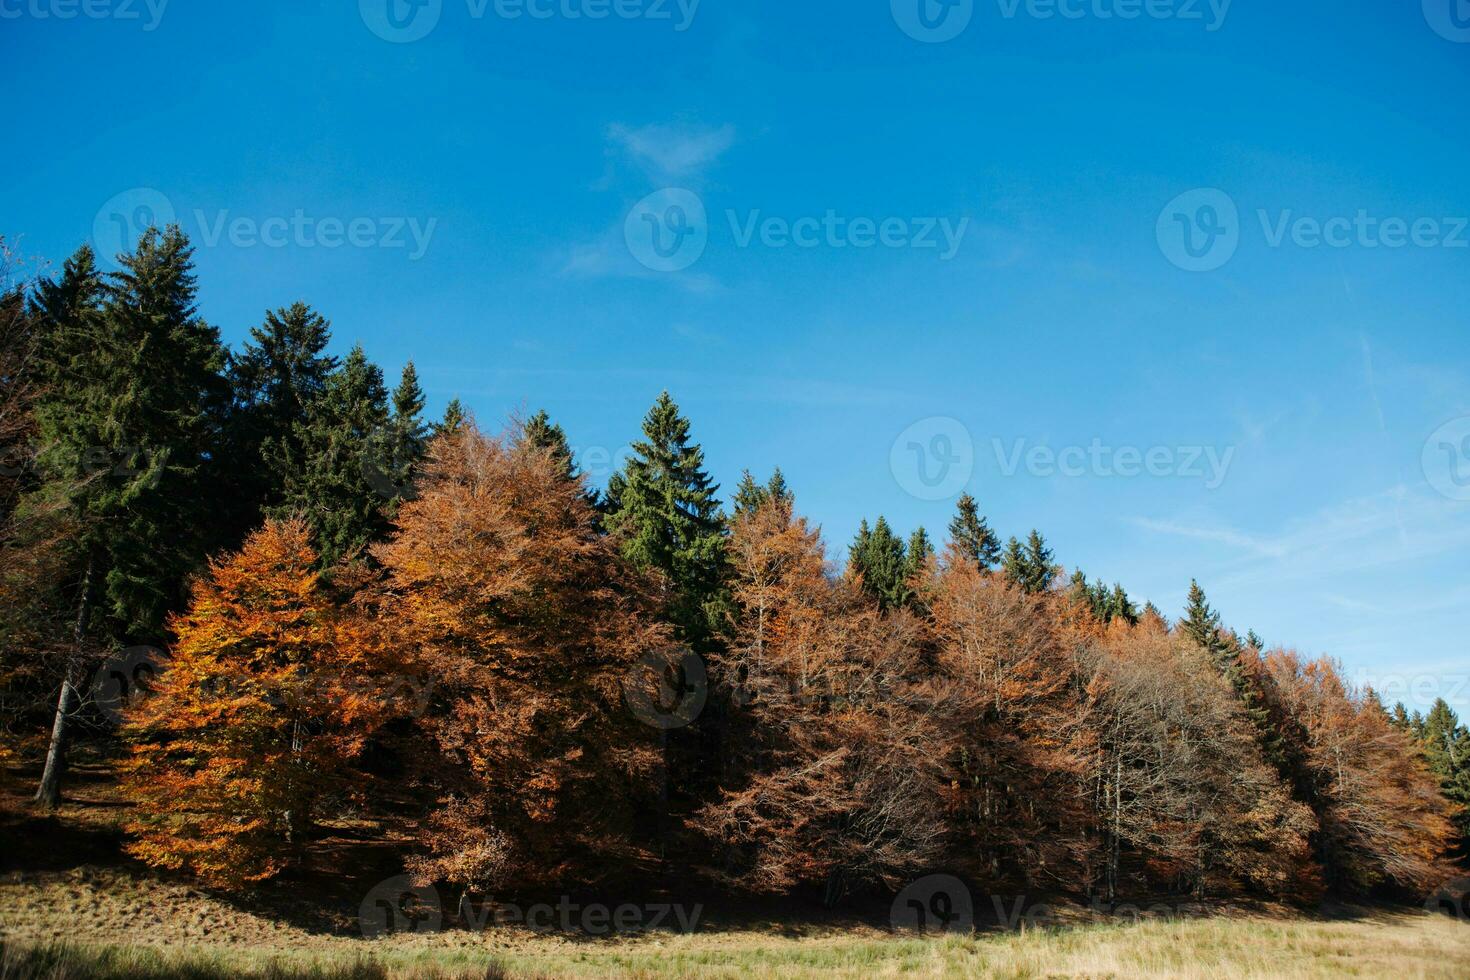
606,122,736,183
1131,486,1470,587
558,121,735,287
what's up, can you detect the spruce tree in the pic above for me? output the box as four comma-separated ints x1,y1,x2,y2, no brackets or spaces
604,392,727,648
1181,580,1223,653
848,516,909,611
1004,530,1055,595
372,361,428,507
1108,584,1138,625
948,493,1001,570
905,526,934,578
731,467,792,520
29,230,229,805
225,302,339,532
765,467,791,509
731,470,767,518
522,408,577,483
1420,699,1470,858
1181,580,1283,767
434,398,466,437
273,345,391,567
95,227,230,634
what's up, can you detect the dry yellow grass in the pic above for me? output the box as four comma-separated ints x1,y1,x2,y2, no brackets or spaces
1,868,1467,978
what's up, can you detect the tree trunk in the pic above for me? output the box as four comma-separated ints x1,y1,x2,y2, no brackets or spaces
35,554,93,808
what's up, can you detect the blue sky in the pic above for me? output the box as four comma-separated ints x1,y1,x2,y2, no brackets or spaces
4,1,1468,713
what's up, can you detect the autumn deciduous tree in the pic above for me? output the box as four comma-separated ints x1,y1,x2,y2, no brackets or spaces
121,518,392,887
1262,651,1459,896
372,422,670,893
696,495,948,903
1086,625,1318,901
924,557,1096,892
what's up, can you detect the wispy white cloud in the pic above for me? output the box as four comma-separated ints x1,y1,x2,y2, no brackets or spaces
607,122,736,182
1127,517,1288,559
1130,487,1470,589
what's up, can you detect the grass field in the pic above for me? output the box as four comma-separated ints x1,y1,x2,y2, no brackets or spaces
2,767,1466,978
3,868,1467,979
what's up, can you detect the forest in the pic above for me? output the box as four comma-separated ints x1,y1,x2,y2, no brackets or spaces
1,227,1468,921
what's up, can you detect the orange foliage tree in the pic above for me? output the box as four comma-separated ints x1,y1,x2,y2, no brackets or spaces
1262,651,1459,895
923,555,1097,892
1085,623,1318,901
120,518,395,887
369,422,670,893
695,494,948,902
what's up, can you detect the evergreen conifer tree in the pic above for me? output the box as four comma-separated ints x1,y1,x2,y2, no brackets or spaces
522,408,577,483
604,392,727,647
947,493,1001,570
273,345,391,567
848,516,909,611
434,398,466,437
225,302,339,532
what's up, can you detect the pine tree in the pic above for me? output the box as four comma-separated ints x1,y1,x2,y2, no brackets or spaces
434,398,465,437
1420,699,1470,859
848,516,909,611
765,467,792,509
947,493,1001,570
521,409,577,483
1107,583,1138,625
1181,580,1223,654
904,527,934,578
1004,530,1055,595
372,361,428,507
29,230,229,805
731,470,767,518
225,302,339,532
732,467,793,520
273,345,390,567
604,392,727,648
1182,580,1284,768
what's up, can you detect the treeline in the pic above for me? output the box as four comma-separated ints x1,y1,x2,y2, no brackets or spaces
0,230,1466,910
